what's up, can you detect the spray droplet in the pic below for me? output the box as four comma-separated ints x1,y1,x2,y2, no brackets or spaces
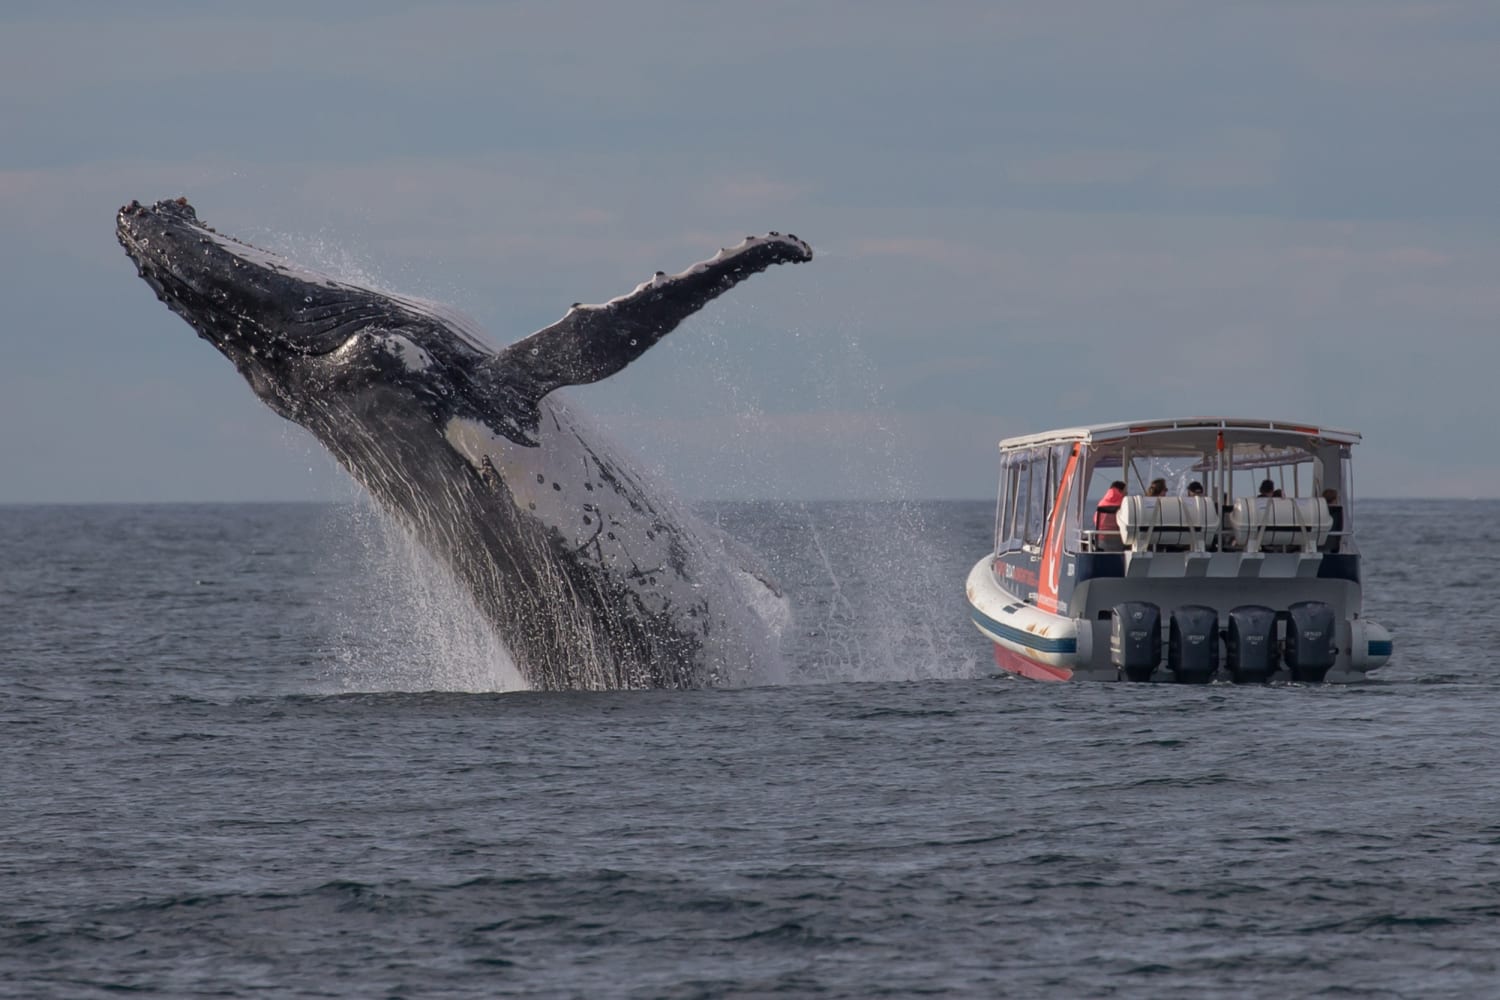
304,296,312,304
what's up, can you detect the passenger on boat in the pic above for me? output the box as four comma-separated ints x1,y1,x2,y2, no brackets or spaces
1258,479,1276,497
1094,481,1126,548
1146,478,1168,497
1184,481,1217,549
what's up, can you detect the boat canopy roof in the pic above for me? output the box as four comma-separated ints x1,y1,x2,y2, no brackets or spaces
996,417,1361,454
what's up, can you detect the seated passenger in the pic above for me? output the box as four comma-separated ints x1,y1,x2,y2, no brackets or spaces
1094,481,1126,549
1146,478,1168,497
1177,480,1216,549
1254,478,1276,513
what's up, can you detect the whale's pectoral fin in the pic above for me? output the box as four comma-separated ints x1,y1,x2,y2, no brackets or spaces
488,233,812,409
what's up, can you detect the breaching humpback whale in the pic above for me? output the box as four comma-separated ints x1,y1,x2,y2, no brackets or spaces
117,198,812,690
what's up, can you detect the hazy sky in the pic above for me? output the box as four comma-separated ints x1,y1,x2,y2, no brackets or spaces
3,1,1497,502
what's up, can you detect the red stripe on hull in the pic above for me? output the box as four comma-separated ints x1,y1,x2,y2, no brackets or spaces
992,643,1074,682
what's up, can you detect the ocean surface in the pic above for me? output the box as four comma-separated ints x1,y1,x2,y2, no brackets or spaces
2,498,1497,998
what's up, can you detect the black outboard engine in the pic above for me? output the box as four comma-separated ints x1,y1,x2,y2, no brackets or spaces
1283,600,1338,683
1111,602,1161,682
1225,605,1278,683
1168,605,1219,684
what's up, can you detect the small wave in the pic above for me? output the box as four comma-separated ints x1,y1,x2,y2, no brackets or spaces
848,706,960,720
1299,913,1461,933
914,832,1021,849
1125,773,1235,788
724,919,860,948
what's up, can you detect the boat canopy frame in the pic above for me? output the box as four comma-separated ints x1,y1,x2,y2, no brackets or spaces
992,417,1360,557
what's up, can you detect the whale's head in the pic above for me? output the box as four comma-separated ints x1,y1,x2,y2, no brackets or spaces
116,198,496,431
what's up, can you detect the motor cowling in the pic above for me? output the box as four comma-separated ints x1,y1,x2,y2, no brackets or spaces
1111,602,1161,682
1168,605,1219,684
1225,605,1278,683
1284,600,1338,683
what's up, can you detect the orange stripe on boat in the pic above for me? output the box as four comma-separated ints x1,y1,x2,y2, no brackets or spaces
1037,443,1080,614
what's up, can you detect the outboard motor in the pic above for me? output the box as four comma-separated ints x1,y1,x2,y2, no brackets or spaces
1283,600,1338,683
1168,605,1219,684
1225,605,1278,683
1111,602,1161,682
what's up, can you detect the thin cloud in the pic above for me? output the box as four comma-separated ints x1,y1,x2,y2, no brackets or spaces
3,2,1499,501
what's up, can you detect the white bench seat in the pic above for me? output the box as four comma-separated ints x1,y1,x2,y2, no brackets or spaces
1229,497,1331,552
1116,496,1217,552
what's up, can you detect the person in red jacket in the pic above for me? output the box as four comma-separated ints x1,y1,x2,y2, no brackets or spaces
1094,480,1127,547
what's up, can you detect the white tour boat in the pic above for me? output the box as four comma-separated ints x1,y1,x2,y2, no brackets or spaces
966,417,1393,683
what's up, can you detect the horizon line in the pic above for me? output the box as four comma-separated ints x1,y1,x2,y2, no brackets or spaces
0,494,1474,507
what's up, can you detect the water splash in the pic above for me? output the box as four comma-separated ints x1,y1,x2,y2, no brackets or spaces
794,331,965,683
790,500,973,685
670,309,977,685
319,500,526,694
239,236,523,693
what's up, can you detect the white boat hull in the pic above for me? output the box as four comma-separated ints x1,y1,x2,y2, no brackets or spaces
967,556,1392,683
966,557,1089,680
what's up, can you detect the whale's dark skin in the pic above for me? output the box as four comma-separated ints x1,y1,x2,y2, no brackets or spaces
116,198,812,690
